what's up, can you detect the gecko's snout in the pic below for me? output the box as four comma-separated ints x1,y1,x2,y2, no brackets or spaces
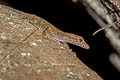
80,40,90,49
83,42,90,49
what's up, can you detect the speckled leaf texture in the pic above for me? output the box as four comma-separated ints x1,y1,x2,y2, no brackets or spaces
0,5,102,80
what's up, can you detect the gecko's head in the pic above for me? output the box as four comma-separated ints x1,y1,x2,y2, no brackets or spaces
75,36,90,49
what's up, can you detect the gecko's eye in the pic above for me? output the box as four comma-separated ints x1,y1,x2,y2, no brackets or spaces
79,38,83,42
77,37,83,42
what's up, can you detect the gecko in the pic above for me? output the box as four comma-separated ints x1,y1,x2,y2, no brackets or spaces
22,12,90,49
42,24,90,49
1,4,90,49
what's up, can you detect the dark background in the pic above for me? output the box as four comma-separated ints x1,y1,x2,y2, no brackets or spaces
1,0,120,79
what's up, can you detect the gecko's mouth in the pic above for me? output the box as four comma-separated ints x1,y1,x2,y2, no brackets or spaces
85,44,90,49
